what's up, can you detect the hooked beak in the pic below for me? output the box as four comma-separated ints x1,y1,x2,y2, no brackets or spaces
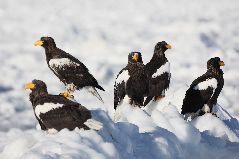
24,82,35,90
165,43,172,49
34,39,44,46
132,53,139,62
219,61,225,66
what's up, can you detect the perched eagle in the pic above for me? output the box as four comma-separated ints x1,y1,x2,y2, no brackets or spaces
181,57,224,119
25,79,102,133
114,52,149,109
144,41,172,106
34,37,105,102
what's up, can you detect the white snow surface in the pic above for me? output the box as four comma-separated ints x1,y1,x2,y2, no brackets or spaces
1,0,239,158
194,78,218,91
152,61,170,78
35,103,64,119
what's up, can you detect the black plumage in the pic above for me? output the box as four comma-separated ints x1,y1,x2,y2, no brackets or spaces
181,57,224,118
34,37,104,102
144,41,172,106
114,52,149,109
25,79,92,132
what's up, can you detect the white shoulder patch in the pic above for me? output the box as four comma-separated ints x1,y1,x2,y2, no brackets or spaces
35,103,64,119
115,70,130,85
194,78,218,90
49,58,80,70
152,62,170,78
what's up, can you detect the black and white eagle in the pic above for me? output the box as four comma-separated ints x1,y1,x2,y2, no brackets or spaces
144,41,172,106
25,79,102,133
114,52,149,109
34,37,105,102
181,57,224,119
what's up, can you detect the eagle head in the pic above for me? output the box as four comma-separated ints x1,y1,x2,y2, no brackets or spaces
128,52,143,63
207,57,225,70
34,36,56,49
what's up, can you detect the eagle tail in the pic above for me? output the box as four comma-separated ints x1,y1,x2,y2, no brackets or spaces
84,119,103,130
96,85,105,91
86,86,104,103
144,96,153,106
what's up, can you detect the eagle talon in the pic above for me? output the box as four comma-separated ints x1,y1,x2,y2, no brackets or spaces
69,95,74,99
198,110,206,116
211,113,218,117
154,96,164,101
59,90,72,98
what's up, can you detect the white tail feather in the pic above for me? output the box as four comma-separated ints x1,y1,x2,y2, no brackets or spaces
85,86,104,103
84,119,103,130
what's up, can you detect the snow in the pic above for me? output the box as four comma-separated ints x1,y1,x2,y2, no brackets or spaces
35,103,64,119
152,61,170,78
1,0,239,158
194,78,218,90
47,128,58,134
191,113,239,142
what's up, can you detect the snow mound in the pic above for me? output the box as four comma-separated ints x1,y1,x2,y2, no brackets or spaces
1,97,239,159
192,113,239,142
111,91,239,158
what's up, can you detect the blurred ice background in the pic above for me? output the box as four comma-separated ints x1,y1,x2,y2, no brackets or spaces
0,0,239,158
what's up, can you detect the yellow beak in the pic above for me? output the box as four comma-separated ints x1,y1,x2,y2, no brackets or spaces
24,82,35,89
34,39,44,46
165,43,172,49
132,53,139,62
219,61,225,66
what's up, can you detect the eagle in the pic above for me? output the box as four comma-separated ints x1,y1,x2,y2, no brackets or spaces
24,79,97,133
144,41,172,106
181,57,224,120
34,37,105,102
114,52,149,109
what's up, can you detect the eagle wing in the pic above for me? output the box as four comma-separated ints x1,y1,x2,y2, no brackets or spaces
144,62,171,106
148,72,171,96
36,95,91,130
206,76,224,110
49,52,101,89
114,68,129,109
144,72,170,106
181,74,215,114
36,116,47,130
